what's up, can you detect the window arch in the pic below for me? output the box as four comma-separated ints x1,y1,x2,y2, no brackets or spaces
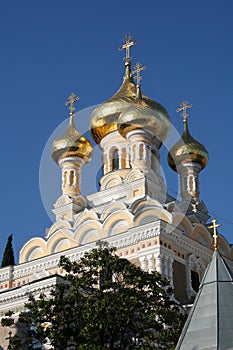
112,149,119,170
70,170,74,185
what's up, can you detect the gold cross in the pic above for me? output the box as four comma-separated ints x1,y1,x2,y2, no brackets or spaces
119,33,138,63
132,62,146,86
176,101,193,122
65,92,79,116
208,218,222,250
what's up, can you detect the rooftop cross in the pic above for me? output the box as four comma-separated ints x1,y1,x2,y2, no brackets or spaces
132,62,146,86
119,33,138,63
176,100,193,122
65,92,79,116
208,218,222,250
6,330,12,342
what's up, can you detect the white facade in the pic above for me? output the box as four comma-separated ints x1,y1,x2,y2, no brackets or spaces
0,41,232,349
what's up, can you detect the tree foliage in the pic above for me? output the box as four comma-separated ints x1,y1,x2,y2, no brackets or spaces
1,234,15,268
2,244,185,349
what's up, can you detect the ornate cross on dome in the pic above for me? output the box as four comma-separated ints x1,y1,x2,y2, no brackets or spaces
119,33,137,63
65,92,79,116
208,218,222,250
132,62,146,86
176,101,193,122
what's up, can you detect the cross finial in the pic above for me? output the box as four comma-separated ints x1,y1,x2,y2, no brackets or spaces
65,92,79,116
132,62,146,86
119,33,138,63
208,218,222,250
176,101,193,122
6,330,12,341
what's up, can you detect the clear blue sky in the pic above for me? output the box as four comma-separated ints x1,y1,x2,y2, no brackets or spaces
0,0,233,262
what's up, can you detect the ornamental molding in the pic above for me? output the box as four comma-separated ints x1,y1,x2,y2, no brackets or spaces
0,276,63,311
58,157,85,167
86,177,147,207
1,219,233,298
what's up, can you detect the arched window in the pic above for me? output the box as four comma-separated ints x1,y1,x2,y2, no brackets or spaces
188,175,193,191
70,170,74,185
112,149,119,170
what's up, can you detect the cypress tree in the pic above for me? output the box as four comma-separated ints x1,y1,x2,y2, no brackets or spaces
1,234,15,268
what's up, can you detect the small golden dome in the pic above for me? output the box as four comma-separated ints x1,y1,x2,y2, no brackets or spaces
51,93,92,164
51,115,93,164
168,119,208,172
90,64,137,144
117,85,171,146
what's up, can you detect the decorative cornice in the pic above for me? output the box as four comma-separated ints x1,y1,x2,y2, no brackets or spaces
1,219,233,309
0,275,64,312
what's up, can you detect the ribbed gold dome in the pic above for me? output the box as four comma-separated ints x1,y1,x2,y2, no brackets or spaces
168,120,208,172
90,64,137,144
51,115,93,164
117,86,171,146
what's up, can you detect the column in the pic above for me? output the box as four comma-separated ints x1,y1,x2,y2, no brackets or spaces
155,254,163,275
163,255,168,278
139,256,147,272
168,257,174,288
147,254,154,273
126,146,130,168
119,148,122,169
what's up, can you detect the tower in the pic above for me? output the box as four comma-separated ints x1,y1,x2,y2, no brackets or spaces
51,93,93,221
168,101,209,221
90,34,170,203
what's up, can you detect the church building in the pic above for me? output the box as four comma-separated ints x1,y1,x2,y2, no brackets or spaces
0,34,232,348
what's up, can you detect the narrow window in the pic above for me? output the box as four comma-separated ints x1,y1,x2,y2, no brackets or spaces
191,270,200,292
112,149,119,170
70,170,74,185
64,171,68,185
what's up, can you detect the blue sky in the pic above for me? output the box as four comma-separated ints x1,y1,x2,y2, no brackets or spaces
0,0,233,262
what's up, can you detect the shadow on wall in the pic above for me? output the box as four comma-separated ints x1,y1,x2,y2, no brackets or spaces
0,320,28,350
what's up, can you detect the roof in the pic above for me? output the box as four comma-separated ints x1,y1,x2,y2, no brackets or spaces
175,250,233,350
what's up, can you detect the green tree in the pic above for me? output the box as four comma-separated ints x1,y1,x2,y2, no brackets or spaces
1,234,15,268
2,244,185,349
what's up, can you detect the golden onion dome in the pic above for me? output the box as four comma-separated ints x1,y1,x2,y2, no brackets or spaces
90,63,137,144
51,94,92,164
168,118,208,172
117,85,171,146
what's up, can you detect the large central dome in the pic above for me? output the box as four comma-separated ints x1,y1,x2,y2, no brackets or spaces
90,63,171,145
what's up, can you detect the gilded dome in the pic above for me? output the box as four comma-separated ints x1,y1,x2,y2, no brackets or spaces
117,86,171,146
168,119,208,172
90,64,137,144
51,115,93,164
